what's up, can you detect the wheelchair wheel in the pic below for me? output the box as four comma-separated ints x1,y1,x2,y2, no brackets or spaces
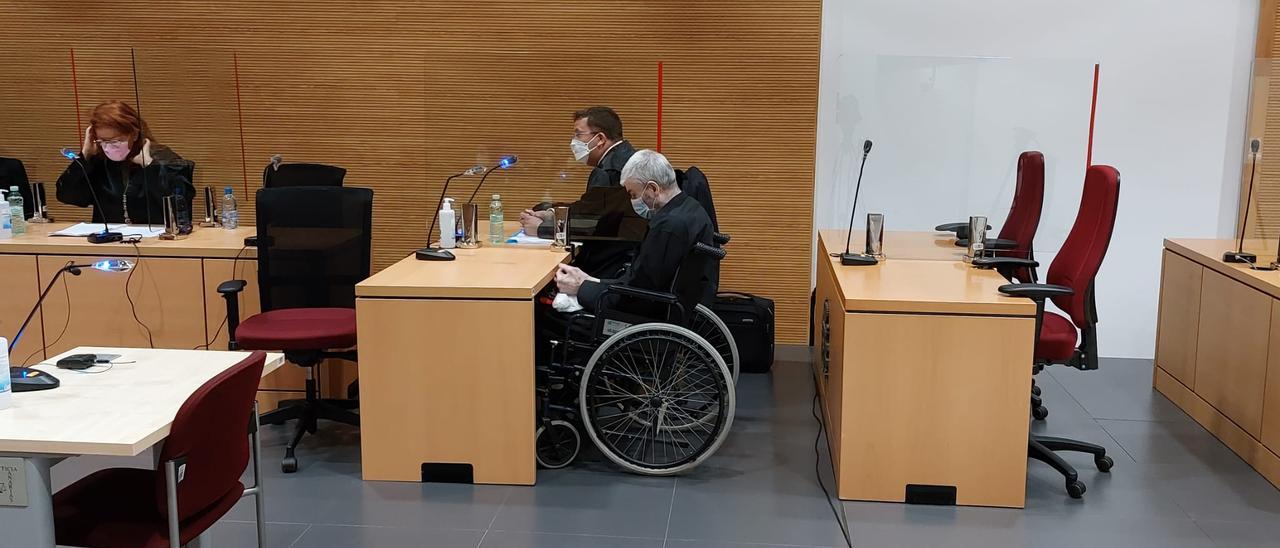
579,323,735,476
535,420,580,469
692,304,739,382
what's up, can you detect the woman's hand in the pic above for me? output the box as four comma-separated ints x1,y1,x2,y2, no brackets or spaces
81,125,97,158
132,138,153,167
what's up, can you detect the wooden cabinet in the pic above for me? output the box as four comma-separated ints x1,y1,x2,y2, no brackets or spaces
1155,250,1203,387
1157,239,1280,489
1193,269,1271,438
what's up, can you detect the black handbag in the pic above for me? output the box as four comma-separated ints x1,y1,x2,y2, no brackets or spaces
711,292,775,373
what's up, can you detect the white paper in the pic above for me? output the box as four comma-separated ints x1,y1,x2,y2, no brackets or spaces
51,223,165,238
0,457,28,507
506,230,553,246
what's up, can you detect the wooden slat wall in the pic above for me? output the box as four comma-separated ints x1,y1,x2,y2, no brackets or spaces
0,1,819,343
1246,0,1280,237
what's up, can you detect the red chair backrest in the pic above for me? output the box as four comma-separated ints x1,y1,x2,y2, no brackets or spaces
997,151,1045,258
155,351,266,520
1046,165,1120,326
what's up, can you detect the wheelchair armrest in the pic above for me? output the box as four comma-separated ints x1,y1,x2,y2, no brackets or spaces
217,279,247,296
712,232,731,246
693,241,727,260
971,257,1039,270
603,284,680,305
998,283,1073,300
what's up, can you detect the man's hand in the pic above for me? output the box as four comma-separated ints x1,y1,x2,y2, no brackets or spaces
555,264,597,296
520,208,553,234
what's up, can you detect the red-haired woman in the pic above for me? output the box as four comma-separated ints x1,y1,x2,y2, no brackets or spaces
56,100,194,225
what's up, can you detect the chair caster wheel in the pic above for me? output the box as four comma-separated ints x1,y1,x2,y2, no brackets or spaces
1095,455,1114,473
282,456,298,473
1032,406,1049,420
535,420,580,469
1031,385,1042,396
1066,480,1086,499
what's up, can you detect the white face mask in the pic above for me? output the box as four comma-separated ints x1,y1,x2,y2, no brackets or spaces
570,133,600,164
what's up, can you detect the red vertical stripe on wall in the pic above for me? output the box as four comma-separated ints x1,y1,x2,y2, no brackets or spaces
1087,63,1099,168
657,61,664,153
233,52,249,195
70,48,83,139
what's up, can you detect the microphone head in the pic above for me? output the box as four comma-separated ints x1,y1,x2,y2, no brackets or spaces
1252,139,1261,154
59,147,79,160
464,165,486,176
498,155,518,169
863,140,873,154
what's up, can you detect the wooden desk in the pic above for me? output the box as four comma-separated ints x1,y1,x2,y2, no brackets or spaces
0,347,283,548
830,229,969,262
1156,239,1280,488
356,239,569,485
0,223,319,411
813,230,1036,508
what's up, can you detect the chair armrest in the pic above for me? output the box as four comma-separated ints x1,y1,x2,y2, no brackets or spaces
935,222,968,233
971,257,1039,270
217,279,247,296
603,284,680,305
998,283,1073,300
985,238,1018,250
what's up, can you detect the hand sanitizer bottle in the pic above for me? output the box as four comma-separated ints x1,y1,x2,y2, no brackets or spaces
0,337,12,410
439,197,456,249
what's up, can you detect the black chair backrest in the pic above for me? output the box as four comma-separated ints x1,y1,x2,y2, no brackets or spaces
676,166,719,232
263,163,347,188
669,242,726,325
0,157,35,219
254,186,373,311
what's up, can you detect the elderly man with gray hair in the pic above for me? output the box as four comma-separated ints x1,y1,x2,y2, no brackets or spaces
554,149,717,312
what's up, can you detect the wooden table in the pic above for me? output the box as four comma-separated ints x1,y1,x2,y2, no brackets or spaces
1155,238,1280,488
0,347,283,548
356,236,569,485
0,222,333,411
813,230,1037,508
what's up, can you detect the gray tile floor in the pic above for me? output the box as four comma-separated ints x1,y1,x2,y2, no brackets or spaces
50,354,1280,547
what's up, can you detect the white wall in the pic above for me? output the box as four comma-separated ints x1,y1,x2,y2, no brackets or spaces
816,0,1259,358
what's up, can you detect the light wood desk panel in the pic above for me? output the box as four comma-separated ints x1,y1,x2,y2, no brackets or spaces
37,254,207,357
0,222,256,258
0,255,44,365
1158,238,1280,488
814,231,1035,508
356,243,568,485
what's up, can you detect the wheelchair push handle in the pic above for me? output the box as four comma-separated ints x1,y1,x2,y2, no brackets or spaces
694,241,727,260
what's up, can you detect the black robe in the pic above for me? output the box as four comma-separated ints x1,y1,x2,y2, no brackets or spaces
55,145,195,225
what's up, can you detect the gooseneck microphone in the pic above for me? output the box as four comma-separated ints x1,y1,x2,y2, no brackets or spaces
416,165,486,261
7,261,83,391
60,148,123,244
466,155,519,205
840,140,878,266
1226,138,1262,264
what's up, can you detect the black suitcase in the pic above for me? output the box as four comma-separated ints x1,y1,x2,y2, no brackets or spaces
711,292,775,373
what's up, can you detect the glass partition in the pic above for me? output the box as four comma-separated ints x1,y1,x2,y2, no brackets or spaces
815,55,1097,260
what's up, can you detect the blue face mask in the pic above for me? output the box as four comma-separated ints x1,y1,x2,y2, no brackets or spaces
630,197,651,219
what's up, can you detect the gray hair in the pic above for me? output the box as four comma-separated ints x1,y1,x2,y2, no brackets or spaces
620,149,677,189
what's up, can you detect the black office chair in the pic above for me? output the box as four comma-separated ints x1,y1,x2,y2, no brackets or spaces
0,156,43,220
981,165,1120,498
219,186,372,472
262,162,347,188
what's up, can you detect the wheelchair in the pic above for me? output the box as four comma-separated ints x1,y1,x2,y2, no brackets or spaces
536,240,736,476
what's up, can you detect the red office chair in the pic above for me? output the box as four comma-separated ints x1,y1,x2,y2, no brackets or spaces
944,151,1046,281
52,351,268,548
220,186,372,473
992,165,1119,498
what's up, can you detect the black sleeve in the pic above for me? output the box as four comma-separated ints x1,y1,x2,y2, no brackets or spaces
55,157,96,208
578,227,681,312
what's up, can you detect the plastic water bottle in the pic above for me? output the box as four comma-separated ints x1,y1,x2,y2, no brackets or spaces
220,187,238,230
489,193,503,244
0,337,12,411
0,189,11,240
8,186,24,235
